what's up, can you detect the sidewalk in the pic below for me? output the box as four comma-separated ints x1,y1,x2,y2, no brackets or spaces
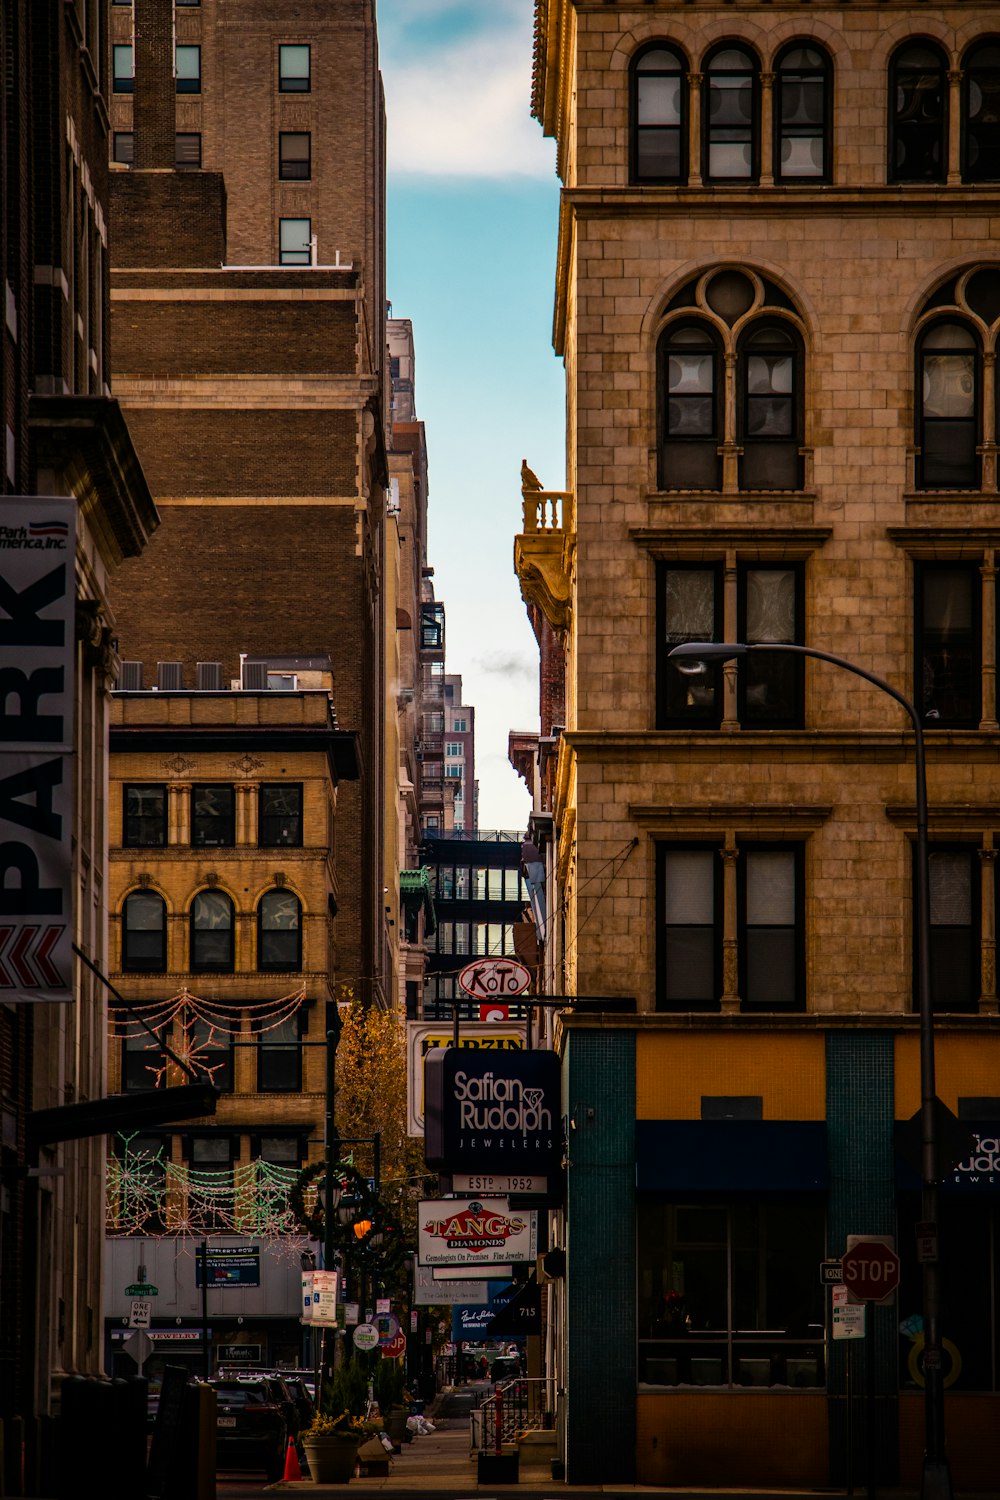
267,1396,994,1499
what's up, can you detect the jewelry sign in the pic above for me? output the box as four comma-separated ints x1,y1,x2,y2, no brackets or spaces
417,1198,538,1267
0,499,75,1002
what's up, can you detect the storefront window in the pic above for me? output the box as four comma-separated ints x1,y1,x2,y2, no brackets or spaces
637,1200,826,1388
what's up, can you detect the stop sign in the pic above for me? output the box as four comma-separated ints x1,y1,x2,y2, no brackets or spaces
841,1238,900,1303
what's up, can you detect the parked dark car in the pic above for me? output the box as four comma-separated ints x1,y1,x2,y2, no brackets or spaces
210,1378,287,1479
490,1356,522,1383
280,1375,315,1431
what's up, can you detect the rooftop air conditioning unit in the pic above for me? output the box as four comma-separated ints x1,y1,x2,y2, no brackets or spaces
242,661,269,690
118,660,143,691
197,661,224,691
157,661,183,691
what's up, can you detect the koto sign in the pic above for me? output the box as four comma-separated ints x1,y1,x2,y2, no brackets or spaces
417,1197,538,1267
458,958,531,998
0,498,76,1003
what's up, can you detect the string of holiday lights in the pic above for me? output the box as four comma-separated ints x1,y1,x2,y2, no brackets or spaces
107,1133,307,1240
108,987,307,1087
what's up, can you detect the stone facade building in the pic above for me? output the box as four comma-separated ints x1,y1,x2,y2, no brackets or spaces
102,678,357,1381
520,0,1000,1488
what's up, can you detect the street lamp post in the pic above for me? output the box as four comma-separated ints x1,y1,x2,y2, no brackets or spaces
668,640,951,1500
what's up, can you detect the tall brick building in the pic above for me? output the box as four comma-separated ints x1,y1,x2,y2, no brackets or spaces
520,0,1000,1489
0,0,156,1472
106,0,389,1009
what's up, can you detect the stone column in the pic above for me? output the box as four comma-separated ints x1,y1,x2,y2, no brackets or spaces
722,550,740,730
947,71,963,184
169,783,190,845
722,352,740,493
980,551,998,729
687,75,703,186
720,838,741,1012
236,783,258,845
979,842,999,1015
982,352,997,493
760,73,775,185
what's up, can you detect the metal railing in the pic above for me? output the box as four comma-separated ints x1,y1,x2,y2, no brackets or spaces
474,1378,555,1454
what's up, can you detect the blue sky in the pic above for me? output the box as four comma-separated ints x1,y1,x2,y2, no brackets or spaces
379,0,565,832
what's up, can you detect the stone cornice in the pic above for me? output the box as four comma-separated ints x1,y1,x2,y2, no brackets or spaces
632,522,831,557
563,730,1000,759
629,803,833,834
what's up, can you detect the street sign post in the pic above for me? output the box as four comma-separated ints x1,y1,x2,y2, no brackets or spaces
831,1285,866,1340
122,1329,154,1368
353,1323,379,1352
820,1260,844,1285
128,1299,152,1329
842,1236,900,1304
125,1282,159,1297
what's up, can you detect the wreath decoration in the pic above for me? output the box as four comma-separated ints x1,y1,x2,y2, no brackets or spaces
290,1158,372,1240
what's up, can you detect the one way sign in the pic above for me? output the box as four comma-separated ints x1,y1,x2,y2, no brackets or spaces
128,1299,152,1329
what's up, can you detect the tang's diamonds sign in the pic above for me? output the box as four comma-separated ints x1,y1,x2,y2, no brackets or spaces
417,1198,538,1267
0,499,76,1003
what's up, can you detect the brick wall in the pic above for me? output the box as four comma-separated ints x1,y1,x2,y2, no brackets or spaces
110,172,228,268
120,408,356,496
113,300,356,377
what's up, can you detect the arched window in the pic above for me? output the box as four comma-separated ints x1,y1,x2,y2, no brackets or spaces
257,889,302,972
916,321,980,489
190,889,235,972
962,40,1000,182
703,45,759,181
122,890,167,973
738,320,804,490
631,45,687,183
889,42,947,183
774,43,831,181
657,321,723,490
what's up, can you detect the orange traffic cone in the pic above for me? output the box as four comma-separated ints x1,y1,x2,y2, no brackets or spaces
283,1435,303,1482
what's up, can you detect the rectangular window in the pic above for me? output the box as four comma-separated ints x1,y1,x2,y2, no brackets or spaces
279,43,311,92
122,1025,167,1091
189,1015,234,1092
187,1136,235,1225
175,132,202,168
657,562,803,729
426,712,444,734
739,847,803,1008
437,922,453,955
257,1015,303,1092
113,44,134,92
175,44,201,92
921,846,979,1013
503,868,524,901
445,765,462,778
916,563,980,727
124,784,167,846
439,867,455,900
658,565,722,727
446,743,462,756
661,847,719,1007
452,717,467,732
279,217,312,265
191,785,235,847
279,132,311,180
454,866,470,899
488,868,504,901
638,1201,826,1388
259,784,303,846
113,132,134,165
737,565,803,727
472,867,488,900
455,923,469,955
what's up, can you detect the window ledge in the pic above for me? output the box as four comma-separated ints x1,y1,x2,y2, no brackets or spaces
633,516,830,558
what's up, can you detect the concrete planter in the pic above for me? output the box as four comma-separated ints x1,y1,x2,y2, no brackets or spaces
302,1434,361,1484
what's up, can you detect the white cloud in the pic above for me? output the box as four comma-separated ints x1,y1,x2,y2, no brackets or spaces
381,26,554,180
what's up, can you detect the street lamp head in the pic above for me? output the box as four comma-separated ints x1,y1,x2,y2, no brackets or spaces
667,641,749,674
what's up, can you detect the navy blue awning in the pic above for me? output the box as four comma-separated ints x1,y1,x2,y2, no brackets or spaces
636,1121,827,1192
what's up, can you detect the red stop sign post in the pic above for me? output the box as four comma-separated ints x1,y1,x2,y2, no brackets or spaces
841,1237,900,1304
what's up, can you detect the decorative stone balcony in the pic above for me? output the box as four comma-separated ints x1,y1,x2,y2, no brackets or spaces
514,487,575,637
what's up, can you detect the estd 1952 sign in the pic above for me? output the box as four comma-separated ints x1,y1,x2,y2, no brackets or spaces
458,958,531,998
